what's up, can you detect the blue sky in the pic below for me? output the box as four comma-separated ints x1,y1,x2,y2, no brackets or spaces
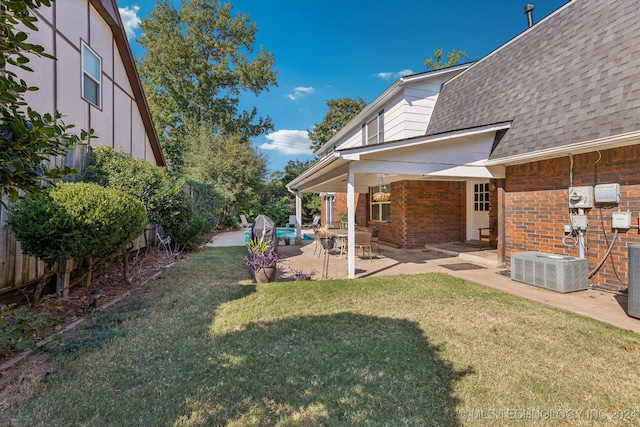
118,0,568,173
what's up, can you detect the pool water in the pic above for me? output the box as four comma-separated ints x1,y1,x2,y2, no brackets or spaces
243,227,313,244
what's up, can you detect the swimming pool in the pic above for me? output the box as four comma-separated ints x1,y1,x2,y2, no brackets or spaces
243,227,314,244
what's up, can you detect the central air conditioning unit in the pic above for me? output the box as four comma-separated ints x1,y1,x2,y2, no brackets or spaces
511,252,589,293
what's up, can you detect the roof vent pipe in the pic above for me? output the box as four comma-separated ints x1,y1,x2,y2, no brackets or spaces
524,4,535,28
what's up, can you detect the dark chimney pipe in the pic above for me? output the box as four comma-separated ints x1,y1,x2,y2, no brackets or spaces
524,4,535,28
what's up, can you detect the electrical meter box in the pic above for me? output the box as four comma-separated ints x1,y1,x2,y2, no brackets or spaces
569,186,594,209
594,183,620,204
571,214,588,229
612,211,632,229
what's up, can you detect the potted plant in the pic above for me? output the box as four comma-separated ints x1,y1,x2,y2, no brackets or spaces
292,268,317,281
245,237,280,283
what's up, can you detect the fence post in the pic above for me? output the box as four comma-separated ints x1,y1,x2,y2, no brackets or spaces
56,256,73,297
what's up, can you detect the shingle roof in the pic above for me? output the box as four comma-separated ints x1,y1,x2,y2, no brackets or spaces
426,0,640,160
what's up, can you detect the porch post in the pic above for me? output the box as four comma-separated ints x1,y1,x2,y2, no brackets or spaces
295,193,303,245
347,168,356,278
497,180,506,267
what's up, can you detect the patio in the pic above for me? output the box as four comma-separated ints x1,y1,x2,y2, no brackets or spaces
207,230,640,334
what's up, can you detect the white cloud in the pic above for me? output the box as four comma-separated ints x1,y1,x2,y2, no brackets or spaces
119,5,141,40
374,69,415,80
286,86,315,101
258,130,313,156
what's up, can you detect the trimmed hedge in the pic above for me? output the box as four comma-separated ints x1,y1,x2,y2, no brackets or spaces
8,182,147,263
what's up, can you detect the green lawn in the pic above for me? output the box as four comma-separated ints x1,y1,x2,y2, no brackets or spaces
2,247,639,426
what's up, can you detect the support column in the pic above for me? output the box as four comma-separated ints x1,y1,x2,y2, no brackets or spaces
295,193,303,245
347,168,356,278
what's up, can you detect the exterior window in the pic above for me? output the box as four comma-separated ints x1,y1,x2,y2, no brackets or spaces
364,110,384,145
370,185,391,222
474,183,490,212
82,43,101,107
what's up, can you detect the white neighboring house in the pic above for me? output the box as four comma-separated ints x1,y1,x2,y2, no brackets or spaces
0,0,164,294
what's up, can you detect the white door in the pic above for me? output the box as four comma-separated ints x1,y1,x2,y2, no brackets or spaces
466,181,490,241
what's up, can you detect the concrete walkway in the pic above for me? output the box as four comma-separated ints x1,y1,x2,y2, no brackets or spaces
206,230,640,334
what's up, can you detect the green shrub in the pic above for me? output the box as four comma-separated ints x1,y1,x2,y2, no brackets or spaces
170,214,207,249
8,182,147,262
85,147,210,247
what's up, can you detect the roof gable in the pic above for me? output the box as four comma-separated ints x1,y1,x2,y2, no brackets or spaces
315,65,471,157
90,0,165,166
426,0,640,161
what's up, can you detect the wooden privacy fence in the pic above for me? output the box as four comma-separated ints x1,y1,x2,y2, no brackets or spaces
0,145,160,297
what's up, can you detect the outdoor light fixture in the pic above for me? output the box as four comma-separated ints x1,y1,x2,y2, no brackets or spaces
89,289,103,308
372,174,391,202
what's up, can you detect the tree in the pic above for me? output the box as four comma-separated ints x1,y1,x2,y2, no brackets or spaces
0,0,92,203
308,97,367,152
180,121,268,226
137,0,278,169
265,159,319,220
423,48,469,71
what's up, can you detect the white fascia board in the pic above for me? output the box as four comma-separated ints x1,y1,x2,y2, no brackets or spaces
314,64,474,157
485,130,640,166
286,153,343,191
338,122,511,160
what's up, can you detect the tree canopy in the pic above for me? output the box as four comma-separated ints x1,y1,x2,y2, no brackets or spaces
308,97,367,153
137,0,277,158
423,48,469,71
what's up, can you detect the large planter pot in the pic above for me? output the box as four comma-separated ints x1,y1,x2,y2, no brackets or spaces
254,266,277,283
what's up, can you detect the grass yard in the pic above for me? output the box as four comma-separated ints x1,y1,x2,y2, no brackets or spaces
1,246,639,426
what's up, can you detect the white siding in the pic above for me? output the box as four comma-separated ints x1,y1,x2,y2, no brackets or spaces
382,94,406,141
335,128,362,150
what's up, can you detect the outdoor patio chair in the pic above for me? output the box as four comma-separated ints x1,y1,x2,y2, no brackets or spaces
478,220,497,249
156,232,172,257
239,214,251,230
286,215,298,228
354,231,372,261
302,216,320,229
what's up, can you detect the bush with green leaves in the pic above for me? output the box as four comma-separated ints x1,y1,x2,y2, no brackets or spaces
7,182,147,263
84,146,210,246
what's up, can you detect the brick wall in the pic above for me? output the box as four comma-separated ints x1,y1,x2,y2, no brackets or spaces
505,145,640,291
322,180,466,249
320,193,367,229
361,180,465,248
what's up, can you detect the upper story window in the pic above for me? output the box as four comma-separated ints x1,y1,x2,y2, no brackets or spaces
82,43,101,108
362,110,384,145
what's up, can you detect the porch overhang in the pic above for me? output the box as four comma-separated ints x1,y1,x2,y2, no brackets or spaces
287,122,510,194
